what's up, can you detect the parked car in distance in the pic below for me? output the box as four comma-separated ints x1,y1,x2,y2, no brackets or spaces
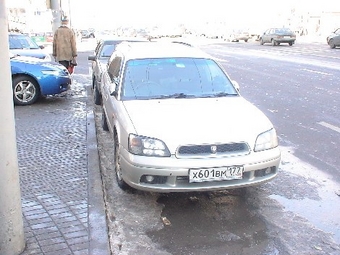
88,37,148,105
9,32,52,61
225,30,252,42
260,28,296,46
100,41,281,193
80,29,95,39
10,53,71,105
327,28,340,48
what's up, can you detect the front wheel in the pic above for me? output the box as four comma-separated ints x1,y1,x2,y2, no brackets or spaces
12,75,40,105
94,84,101,105
114,134,130,190
260,38,264,45
101,108,109,131
329,39,336,49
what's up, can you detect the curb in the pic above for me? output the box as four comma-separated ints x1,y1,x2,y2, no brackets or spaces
86,85,111,255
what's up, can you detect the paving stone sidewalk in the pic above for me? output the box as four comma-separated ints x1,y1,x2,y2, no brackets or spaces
14,84,109,255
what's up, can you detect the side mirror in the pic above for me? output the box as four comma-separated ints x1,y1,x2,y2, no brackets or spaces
39,45,45,49
88,55,96,61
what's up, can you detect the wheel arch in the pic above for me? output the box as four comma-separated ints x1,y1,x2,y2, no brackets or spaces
12,73,41,95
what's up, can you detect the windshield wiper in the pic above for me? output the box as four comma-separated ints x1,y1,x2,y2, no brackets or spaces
211,92,237,97
158,93,193,99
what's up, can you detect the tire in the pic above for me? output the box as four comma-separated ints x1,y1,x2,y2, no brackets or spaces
102,107,109,131
94,84,101,105
91,76,95,89
289,42,293,46
329,39,336,49
244,39,248,42
114,133,130,190
12,75,40,105
271,39,276,46
260,39,264,45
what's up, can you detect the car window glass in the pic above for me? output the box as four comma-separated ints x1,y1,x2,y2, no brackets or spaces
100,44,115,58
9,34,40,49
122,58,237,100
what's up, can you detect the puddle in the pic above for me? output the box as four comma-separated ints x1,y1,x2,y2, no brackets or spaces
271,147,340,244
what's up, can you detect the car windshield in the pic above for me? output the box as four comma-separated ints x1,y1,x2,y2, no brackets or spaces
9,34,40,49
100,44,115,58
121,58,238,100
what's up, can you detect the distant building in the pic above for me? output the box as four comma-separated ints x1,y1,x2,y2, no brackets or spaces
7,0,53,33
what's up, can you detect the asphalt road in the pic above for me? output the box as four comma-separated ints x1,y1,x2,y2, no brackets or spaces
199,40,340,183
75,38,340,255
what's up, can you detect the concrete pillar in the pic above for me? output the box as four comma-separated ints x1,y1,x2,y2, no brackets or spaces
0,0,25,254
51,0,61,32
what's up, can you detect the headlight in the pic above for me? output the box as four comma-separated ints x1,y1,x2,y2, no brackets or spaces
41,70,62,76
128,134,171,157
254,128,278,152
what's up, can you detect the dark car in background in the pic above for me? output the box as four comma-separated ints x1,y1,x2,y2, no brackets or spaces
327,28,340,48
9,32,52,61
88,37,148,105
260,28,296,46
10,53,71,105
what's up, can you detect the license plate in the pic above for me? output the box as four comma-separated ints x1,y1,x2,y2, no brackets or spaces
189,166,244,183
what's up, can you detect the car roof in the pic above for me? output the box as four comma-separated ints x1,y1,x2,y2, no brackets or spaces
99,37,148,44
115,41,211,60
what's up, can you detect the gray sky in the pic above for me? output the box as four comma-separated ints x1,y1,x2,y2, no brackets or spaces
69,0,336,29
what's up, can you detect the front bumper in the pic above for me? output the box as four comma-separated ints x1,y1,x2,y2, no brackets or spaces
119,147,281,192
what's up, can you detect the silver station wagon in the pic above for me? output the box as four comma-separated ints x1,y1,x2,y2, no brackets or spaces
100,41,281,192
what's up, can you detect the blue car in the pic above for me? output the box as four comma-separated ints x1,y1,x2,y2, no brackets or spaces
10,54,71,105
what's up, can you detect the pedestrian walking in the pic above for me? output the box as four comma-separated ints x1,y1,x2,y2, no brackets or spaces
52,17,77,74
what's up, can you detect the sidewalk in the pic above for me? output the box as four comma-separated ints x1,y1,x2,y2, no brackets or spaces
15,85,110,255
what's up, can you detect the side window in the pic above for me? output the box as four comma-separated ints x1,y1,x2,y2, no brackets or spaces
107,55,122,84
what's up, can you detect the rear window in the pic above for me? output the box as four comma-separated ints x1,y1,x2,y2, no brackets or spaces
122,58,238,100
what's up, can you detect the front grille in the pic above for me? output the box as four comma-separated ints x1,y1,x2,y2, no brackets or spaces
177,142,249,158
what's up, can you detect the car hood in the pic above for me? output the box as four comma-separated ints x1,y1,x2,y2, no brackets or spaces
10,49,50,61
327,33,337,40
11,55,68,72
122,97,274,148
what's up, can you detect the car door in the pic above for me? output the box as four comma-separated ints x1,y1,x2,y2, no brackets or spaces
334,28,340,45
102,54,123,132
92,41,103,82
262,29,271,43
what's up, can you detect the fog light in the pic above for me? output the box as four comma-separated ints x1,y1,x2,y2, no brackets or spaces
265,168,271,174
145,176,154,183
